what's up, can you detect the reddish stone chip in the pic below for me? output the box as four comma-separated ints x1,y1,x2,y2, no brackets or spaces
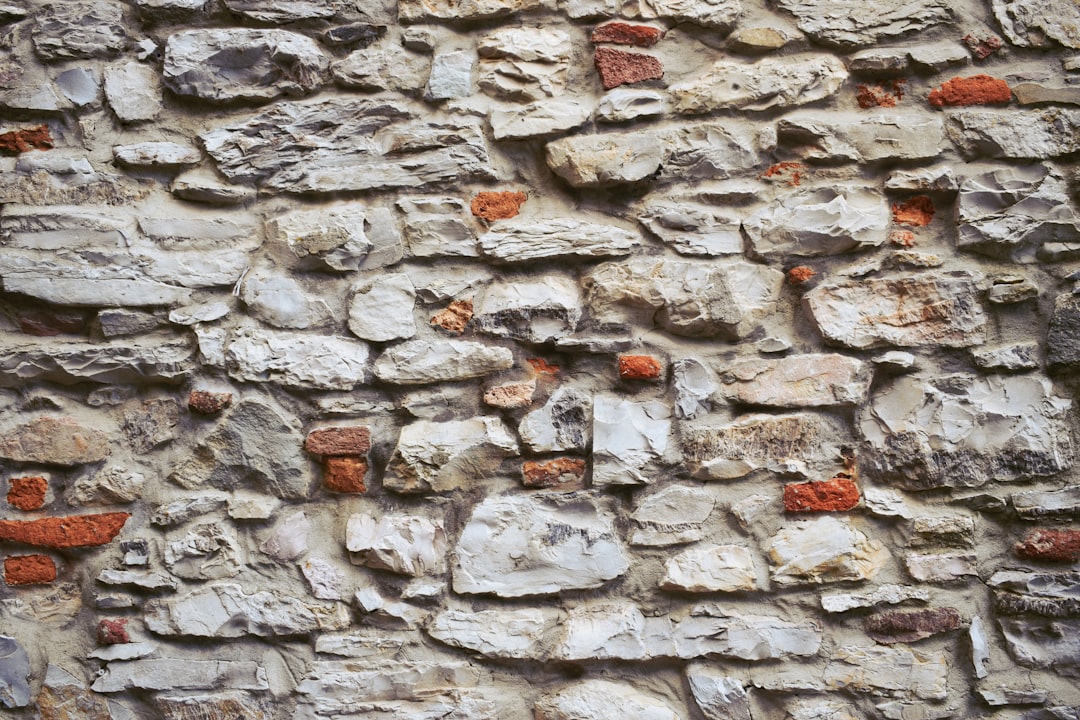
7,476,47,511
594,47,663,90
483,381,536,409
892,196,935,227
188,390,233,415
470,191,526,221
16,309,87,337
528,358,560,377
430,299,474,334
323,456,369,494
590,22,664,47
0,512,130,548
305,426,372,456
962,33,1003,60
865,607,962,644
1014,528,1080,562
522,458,587,490
4,554,57,585
928,74,1011,107
619,355,663,380
0,125,53,155
787,266,816,284
783,477,860,512
760,162,804,187
97,618,130,645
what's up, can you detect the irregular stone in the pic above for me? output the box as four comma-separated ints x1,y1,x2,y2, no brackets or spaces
947,109,1080,159
978,688,1049,706
865,607,962,643
490,97,593,140
1013,83,1080,106
203,98,493,193
223,0,354,23
239,273,331,331
518,387,591,453
54,68,98,107
860,374,1072,490
385,417,517,493
825,645,948,700
639,202,742,256
145,583,349,637
155,693,271,720
427,608,549,659
0,416,108,466
122,399,179,453
587,258,783,339
971,615,991,679
453,494,628,597
593,395,671,486
971,343,1039,372
619,355,662,380
224,327,369,391
1013,486,1080,520
999,618,1080,677
299,558,343,601
259,510,309,562
596,88,666,122
151,496,227,527
673,606,822,660
683,413,824,480
32,2,127,61
91,659,268,692
671,54,846,114
821,584,930,613
911,40,971,70
803,272,987,349
0,513,129,549
719,354,870,407
768,516,888,586
687,666,751,720
905,552,978,581
170,171,254,205
630,485,714,546
400,0,542,22
1016,529,1080,562
479,217,639,262
113,142,200,170
885,167,958,193
0,636,30,708
554,602,655,660
522,458,587,490
907,516,975,548
346,514,447,576
784,477,860,512
97,569,177,591
774,0,952,48
348,275,416,342
165,523,243,580
591,22,664,46
37,663,113,719
430,300,474,334
673,359,717,419
322,23,387,49
546,133,662,187
374,340,513,385
426,50,474,100
68,466,145,506
188,390,232,416
849,49,910,76
477,27,570,101
398,197,476,259
332,43,427,93
929,75,1012,106
473,276,581,343
992,0,1080,49
661,123,760,181
535,680,679,720
163,30,328,103
775,114,945,163
635,0,740,29
956,165,1080,262
594,47,663,90
729,26,790,54
267,205,398,273
661,544,757,592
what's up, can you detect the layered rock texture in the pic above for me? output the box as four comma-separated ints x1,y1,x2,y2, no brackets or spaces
1,0,1080,718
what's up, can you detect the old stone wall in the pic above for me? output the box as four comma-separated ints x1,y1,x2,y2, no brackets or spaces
1,0,1080,717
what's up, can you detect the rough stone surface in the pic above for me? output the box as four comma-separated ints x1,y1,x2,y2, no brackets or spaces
744,188,889,258
535,680,679,720
631,485,714,545
32,2,127,61
683,413,825,480
546,133,663,187
384,417,518,493
993,0,1080,49
774,0,952,48
661,544,757,592
0,512,129,548
374,340,514,385
718,354,870,407
346,514,447,575
947,109,1080,159
767,516,889,586
671,54,847,114
865,607,962,643
0,417,109,466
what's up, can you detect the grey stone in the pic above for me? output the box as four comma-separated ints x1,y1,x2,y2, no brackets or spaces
519,387,591,453
776,115,945,163
970,615,991,679
824,645,948,700
768,516,888,586
546,133,663,187
151,495,227,526
97,309,163,338
165,523,243,580
426,50,474,100
163,30,328,103
683,413,826,480
1013,486,1080,520
203,98,494,193
596,89,665,122
860,374,1072,490
671,54,846,114
332,44,428,93
999,618,1080,677
971,343,1039,372
346,513,448,575
223,0,354,23
821,585,930,613
267,205,399,273
477,27,570,100
0,636,29,709
384,417,519,493
904,552,978,582
225,327,369,390
774,0,951,48
68,466,145,506
673,358,718,419
97,569,177,591
0,335,194,387
849,48,909,76
170,171,255,205
718,354,871,407
114,142,200,170
398,197,477,258
348,275,417,342
427,608,549,659
592,395,672,486
745,188,888,258
659,123,760,181
453,494,628,597
479,218,638,263
885,167,958,193
1048,293,1080,370
535,680,679,720
687,666,751,720
373,340,513,385
259,510,309,562
32,2,127,61
474,276,581,344
631,484,714,546
993,0,1080,49
673,606,821,660
56,68,99,106
400,0,542,22
91,659,269,692
133,0,210,23
947,110,1080,159
122,399,179,453
639,202,743,256
490,98,593,140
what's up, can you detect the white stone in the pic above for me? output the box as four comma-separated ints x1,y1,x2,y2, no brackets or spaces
398,197,477,258
67,466,144,506
546,133,663,187
103,62,162,123
97,569,177,591
776,114,944,162
266,205,397,272
426,50,474,100
169,301,230,326
596,89,665,122
674,606,822,660
659,123,760,181
661,544,757,592
87,643,157,662
768,516,888,586
427,608,549,659
332,44,427,93
744,188,888,258
687,666,751,720
373,340,513,385
862,487,913,519
384,417,519,493
947,109,1080,159
491,97,593,140
717,354,871,407
672,358,718,419
535,680,680,720
639,202,743,256
821,585,930,613
672,54,847,114
91,659,268,693
401,0,542,22
346,514,448,576
479,217,639,263
171,170,256,204
259,511,310,562
241,273,330,330
592,395,672,486
113,142,201,169
518,387,591,453
824,645,948,700
478,27,570,100
453,494,629,597
774,0,951,47
992,0,1080,49
348,274,417,342
970,615,991,679
473,276,582,343
225,326,369,390
554,602,653,661
166,522,244,580
630,484,715,546
904,552,978,582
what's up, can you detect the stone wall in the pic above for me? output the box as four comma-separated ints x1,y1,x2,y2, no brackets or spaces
1,0,1080,717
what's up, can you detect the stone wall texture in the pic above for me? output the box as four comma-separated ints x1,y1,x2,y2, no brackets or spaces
2,0,1080,718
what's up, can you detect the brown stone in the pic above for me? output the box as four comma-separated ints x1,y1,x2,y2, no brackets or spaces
7,476,47,511
156,693,272,720
962,33,1003,60
783,477,860,512
0,512,130,548
188,390,233,415
865,607,962,643
430,299,474,334
590,22,664,47
0,125,53,155
97,618,130,644
928,75,1011,107
304,426,371,456
483,380,536,409
4,554,57,585
0,417,110,467
618,355,663,380
892,195,935,227
856,80,906,108
594,47,663,90
470,191,526,221
522,458,587,490
1014,529,1080,562
322,456,368,494
15,309,87,337
38,666,113,720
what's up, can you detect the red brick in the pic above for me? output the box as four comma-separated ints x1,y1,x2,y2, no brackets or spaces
618,355,662,380
322,456,368,494
470,191,526,221
787,266,816,285
590,22,664,47
1014,528,1080,562
0,125,53,155
0,513,130,548
594,47,663,90
4,554,56,585
304,426,371,456
783,477,860,512
522,458,587,490
865,607,961,643
7,476,47,511
928,75,1011,107
430,299,473,334
856,80,906,109
528,358,560,377
97,618,130,645
188,390,233,415
962,33,1003,60
892,196,935,227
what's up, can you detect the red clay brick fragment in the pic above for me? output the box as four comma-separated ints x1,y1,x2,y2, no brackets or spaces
7,476,47,511
1015,528,1080,562
962,33,1003,60
856,80,906,109
787,266,816,285
528,358,560,378
471,191,526,222
523,458,587,490
890,230,916,247
760,162,803,187
305,426,372,456
188,390,233,415
323,456,368,493
865,607,962,644
0,125,53,155
0,512,130,548
591,22,664,47
619,355,663,380
430,299,474,334
97,618,130,645
594,47,663,90
783,477,860,512
892,196,935,227
928,75,1011,107
4,554,57,585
